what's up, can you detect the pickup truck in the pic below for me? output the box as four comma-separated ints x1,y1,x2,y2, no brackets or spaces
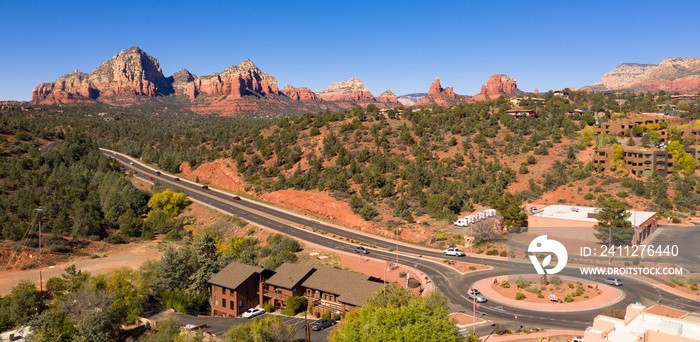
443,248,465,257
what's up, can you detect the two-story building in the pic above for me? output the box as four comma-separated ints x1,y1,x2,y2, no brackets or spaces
208,262,267,317
208,262,383,318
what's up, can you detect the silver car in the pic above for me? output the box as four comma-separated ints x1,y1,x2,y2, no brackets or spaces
468,288,487,302
603,277,622,286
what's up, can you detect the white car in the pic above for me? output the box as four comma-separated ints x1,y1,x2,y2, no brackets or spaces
241,307,265,318
129,162,134,165
443,248,465,257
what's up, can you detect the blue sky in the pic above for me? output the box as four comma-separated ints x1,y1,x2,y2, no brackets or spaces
1,0,699,101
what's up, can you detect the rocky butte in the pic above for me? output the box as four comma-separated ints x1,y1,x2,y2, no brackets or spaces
32,47,170,105
414,74,520,107
582,57,700,93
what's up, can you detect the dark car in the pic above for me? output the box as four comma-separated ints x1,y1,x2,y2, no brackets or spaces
155,171,161,176
355,246,369,254
310,319,335,331
202,185,209,190
233,196,241,200
174,178,180,181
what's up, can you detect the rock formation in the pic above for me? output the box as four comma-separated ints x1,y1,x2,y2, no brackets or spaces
318,78,376,102
582,58,700,93
30,46,401,116
376,90,397,103
473,74,519,101
32,47,170,104
185,59,279,101
282,84,318,101
415,77,467,107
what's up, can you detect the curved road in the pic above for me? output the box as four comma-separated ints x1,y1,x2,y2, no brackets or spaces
103,149,700,333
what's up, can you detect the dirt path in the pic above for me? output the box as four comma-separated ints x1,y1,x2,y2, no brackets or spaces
0,241,162,295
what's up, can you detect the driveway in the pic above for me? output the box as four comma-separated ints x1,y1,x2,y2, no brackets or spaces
149,310,337,341
645,224,700,273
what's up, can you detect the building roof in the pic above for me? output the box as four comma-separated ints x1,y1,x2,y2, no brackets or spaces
532,205,656,227
208,261,264,290
588,304,700,341
301,267,383,306
265,263,315,290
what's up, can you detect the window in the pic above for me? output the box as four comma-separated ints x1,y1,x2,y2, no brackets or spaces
215,296,218,306
222,299,226,308
306,288,313,296
344,304,350,311
222,287,226,295
214,286,218,293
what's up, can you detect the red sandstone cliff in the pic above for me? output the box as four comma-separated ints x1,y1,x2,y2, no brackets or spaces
282,85,318,101
415,77,469,107
473,74,519,101
32,47,169,104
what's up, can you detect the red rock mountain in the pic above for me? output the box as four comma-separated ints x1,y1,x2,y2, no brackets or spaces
32,47,169,105
415,77,470,107
473,74,519,101
281,85,318,101
184,59,280,101
318,78,376,102
582,58,700,93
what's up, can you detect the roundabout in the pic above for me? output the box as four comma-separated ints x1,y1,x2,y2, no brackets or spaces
473,275,625,312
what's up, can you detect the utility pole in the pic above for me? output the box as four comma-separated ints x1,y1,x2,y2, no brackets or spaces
396,227,400,266
35,208,43,296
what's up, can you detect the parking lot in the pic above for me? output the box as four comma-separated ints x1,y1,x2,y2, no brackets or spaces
150,310,337,341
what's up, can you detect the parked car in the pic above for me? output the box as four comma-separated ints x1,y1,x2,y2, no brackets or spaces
241,307,265,318
603,277,623,286
443,248,465,257
233,196,241,200
201,185,209,190
310,319,335,331
467,288,487,302
355,246,369,254
548,294,558,302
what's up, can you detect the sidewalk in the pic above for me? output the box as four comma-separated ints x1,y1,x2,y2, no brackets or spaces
481,330,584,342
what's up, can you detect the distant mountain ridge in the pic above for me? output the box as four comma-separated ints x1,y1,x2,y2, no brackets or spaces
583,57,700,93
31,46,523,116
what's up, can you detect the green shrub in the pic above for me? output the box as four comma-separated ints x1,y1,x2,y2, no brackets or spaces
567,283,574,289
434,233,447,241
486,249,499,256
583,193,595,200
574,285,585,297
564,293,574,302
500,280,510,288
516,277,530,289
525,285,541,294
673,217,681,223
322,309,331,320
537,293,544,299
515,292,526,300
399,272,407,278
550,276,562,285
499,250,508,257
281,296,307,316
263,303,274,313
469,265,476,271
407,278,421,288
616,191,628,198
671,275,686,286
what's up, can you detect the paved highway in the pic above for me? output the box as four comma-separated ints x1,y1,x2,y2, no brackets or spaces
102,148,700,333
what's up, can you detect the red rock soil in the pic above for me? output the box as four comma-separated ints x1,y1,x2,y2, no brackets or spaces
489,277,602,304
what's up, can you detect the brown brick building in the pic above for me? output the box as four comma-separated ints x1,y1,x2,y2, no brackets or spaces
208,262,383,318
208,262,265,317
594,146,673,177
594,145,700,177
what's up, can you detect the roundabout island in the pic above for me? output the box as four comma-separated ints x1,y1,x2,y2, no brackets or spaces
474,275,625,312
